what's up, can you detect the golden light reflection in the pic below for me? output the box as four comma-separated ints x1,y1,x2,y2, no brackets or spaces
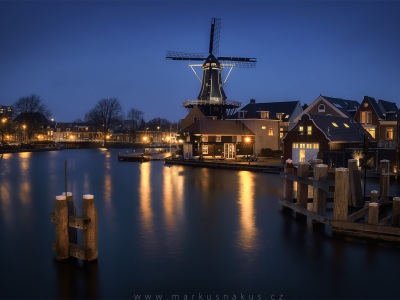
103,155,112,203
238,171,257,250
18,152,32,203
163,166,184,230
139,162,153,233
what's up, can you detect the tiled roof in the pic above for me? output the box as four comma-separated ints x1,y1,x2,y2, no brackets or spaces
321,95,360,116
185,119,254,135
231,100,301,120
306,114,367,143
378,99,398,114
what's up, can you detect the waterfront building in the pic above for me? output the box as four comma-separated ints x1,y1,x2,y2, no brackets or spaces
53,122,102,142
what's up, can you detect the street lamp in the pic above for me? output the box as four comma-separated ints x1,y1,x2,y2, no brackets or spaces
1,118,7,143
244,136,252,165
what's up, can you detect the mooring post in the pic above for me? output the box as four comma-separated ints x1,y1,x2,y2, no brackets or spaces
55,195,69,260
370,190,379,203
63,192,77,244
82,194,98,261
283,161,294,203
333,168,350,221
368,202,379,225
380,159,390,198
313,164,328,216
348,158,363,208
392,197,400,227
297,162,310,213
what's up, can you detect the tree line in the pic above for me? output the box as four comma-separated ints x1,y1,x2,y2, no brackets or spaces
4,94,172,141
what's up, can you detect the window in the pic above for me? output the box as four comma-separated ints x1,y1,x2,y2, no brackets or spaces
318,104,325,113
343,123,350,128
331,122,338,127
202,145,208,155
238,111,246,118
276,113,284,120
268,127,273,136
307,126,312,135
386,127,394,140
280,128,284,138
366,127,375,139
299,126,304,133
216,135,221,142
260,111,270,119
293,143,299,149
313,143,319,149
202,136,208,142
261,126,266,130
360,111,372,124
306,144,312,149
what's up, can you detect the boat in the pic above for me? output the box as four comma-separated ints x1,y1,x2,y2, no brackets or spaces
118,153,151,162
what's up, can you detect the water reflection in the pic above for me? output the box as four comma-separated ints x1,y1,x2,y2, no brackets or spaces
139,162,153,234
18,152,32,204
163,166,184,231
237,171,257,251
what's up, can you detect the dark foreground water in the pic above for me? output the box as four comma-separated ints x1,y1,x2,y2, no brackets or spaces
1,149,400,300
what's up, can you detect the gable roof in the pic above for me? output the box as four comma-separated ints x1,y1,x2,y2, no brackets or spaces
378,99,398,114
230,100,301,120
291,114,368,143
321,95,360,115
362,96,385,120
184,119,254,136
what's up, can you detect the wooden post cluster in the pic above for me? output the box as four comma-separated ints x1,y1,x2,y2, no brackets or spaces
51,193,98,261
312,164,328,216
297,162,309,209
368,202,379,225
348,159,363,208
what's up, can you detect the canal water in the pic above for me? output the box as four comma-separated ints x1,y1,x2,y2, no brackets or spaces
0,149,399,299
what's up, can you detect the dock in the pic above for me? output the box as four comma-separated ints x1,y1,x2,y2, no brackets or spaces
281,158,400,242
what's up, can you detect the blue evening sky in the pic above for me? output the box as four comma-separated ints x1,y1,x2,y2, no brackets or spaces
1,0,399,122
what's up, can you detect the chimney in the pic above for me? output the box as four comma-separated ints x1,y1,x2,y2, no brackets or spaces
250,99,256,104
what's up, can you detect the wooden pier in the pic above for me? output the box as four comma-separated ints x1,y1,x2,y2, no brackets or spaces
281,159,400,242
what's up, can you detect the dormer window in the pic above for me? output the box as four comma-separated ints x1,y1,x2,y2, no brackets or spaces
318,104,325,113
260,111,270,119
238,111,246,119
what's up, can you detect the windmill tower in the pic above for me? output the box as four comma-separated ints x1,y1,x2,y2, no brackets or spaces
166,18,257,119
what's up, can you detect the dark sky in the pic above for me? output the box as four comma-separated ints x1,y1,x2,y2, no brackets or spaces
1,0,400,122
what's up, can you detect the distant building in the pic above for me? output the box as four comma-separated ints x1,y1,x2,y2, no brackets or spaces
53,122,102,142
229,99,303,153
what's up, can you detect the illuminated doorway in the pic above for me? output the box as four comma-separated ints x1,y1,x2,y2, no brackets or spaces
224,143,236,159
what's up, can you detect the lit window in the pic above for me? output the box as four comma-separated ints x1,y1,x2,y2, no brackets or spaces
260,111,269,119
366,127,375,139
306,144,312,149
268,127,273,136
216,135,221,142
343,123,349,128
202,145,208,154
313,143,319,149
280,128,284,138
307,126,312,135
202,136,208,142
300,143,305,149
299,126,304,132
331,122,338,127
318,104,325,113
386,127,393,140
262,126,266,130
293,143,299,149
360,111,372,124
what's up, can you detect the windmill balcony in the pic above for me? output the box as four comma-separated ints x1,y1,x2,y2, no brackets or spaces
183,99,241,108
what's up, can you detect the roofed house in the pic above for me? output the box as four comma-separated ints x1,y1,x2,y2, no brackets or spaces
178,117,254,160
282,114,368,167
229,99,303,153
355,96,399,148
294,95,360,124
13,112,52,141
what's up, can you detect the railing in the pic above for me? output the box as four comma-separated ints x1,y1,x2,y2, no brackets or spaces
182,99,242,107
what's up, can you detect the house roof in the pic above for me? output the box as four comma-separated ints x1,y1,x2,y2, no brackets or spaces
320,95,360,116
363,96,385,120
230,100,301,120
378,99,398,114
296,114,368,143
184,119,254,135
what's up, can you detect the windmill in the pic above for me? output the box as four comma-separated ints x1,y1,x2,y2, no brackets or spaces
166,18,257,119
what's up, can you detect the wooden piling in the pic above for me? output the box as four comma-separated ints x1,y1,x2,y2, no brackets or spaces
368,202,379,225
348,159,363,208
82,194,98,261
370,190,379,203
380,159,390,198
297,162,309,209
55,195,69,260
312,164,328,216
283,164,294,203
63,192,77,244
333,168,349,221
392,197,400,227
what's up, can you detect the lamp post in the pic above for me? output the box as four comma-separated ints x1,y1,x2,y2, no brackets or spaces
1,118,7,143
245,136,251,165
22,124,26,143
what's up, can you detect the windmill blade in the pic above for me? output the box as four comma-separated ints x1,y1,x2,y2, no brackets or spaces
166,51,206,61
209,18,221,55
219,56,257,68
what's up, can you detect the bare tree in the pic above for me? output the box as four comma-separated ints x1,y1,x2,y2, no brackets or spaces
12,94,51,118
84,98,124,144
126,108,144,131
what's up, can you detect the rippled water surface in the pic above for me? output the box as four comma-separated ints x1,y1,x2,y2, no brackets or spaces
0,149,400,299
